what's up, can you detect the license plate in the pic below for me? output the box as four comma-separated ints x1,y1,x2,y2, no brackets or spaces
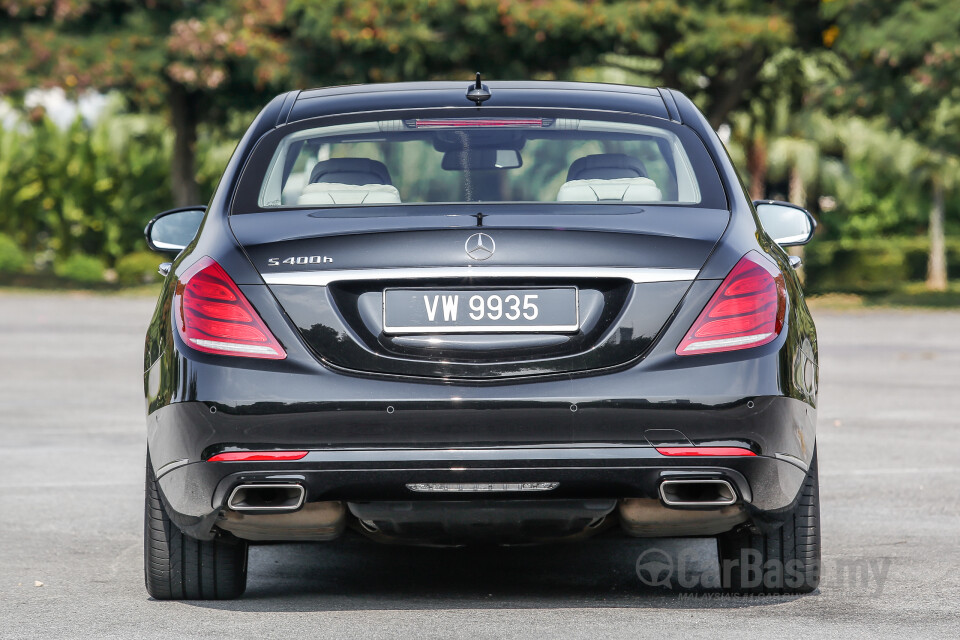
383,288,579,334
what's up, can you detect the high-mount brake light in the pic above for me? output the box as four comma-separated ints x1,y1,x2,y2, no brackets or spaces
677,252,786,356
415,119,543,128
173,257,285,360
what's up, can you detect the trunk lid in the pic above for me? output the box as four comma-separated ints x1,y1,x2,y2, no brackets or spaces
230,206,728,379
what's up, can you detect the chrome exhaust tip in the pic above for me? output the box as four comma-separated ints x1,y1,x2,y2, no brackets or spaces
227,484,305,512
658,479,737,507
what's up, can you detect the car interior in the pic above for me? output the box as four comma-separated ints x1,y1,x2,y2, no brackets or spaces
293,152,664,206
258,118,702,207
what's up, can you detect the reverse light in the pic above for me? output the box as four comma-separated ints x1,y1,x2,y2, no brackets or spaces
677,252,786,356
656,446,756,457
208,451,307,462
173,257,285,360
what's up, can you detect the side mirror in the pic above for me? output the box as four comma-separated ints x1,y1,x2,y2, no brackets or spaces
753,200,816,247
145,207,205,254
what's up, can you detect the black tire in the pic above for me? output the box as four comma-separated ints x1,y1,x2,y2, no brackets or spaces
717,450,820,594
144,453,248,600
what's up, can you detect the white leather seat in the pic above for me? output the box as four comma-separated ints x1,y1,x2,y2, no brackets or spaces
296,157,401,205
556,177,662,202
556,153,662,202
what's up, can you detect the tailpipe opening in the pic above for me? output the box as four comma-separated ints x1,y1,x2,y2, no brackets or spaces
659,479,737,507
227,484,305,512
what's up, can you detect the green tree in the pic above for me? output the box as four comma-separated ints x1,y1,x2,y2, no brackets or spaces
286,0,808,128
2,1,816,211
822,0,960,290
0,0,293,206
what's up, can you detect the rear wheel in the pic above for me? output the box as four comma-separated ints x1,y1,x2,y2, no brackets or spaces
717,450,820,594
144,453,248,600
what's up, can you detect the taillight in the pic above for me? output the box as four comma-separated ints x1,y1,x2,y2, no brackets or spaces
677,252,786,356
173,257,285,360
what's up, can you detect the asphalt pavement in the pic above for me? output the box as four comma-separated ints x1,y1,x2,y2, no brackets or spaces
1,291,959,639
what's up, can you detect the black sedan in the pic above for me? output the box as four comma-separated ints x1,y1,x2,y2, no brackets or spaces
142,79,820,599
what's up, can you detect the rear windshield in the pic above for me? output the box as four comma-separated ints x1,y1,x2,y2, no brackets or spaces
240,112,726,211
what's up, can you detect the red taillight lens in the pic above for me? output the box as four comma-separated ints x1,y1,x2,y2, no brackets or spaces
208,450,307,462
173,257,285,360
677,252,786,356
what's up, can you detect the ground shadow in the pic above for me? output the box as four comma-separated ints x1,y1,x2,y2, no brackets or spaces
182,531,810,612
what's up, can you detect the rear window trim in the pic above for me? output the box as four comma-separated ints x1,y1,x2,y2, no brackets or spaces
230,106,728,215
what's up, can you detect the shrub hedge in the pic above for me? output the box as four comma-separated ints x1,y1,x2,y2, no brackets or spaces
0,233,26,273
804,237,960,293
53,253,106,283
115,251,165,285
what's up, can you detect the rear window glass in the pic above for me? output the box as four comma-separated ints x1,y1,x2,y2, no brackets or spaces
253,116,715,209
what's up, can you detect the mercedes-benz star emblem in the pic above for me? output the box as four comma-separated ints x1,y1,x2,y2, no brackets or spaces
464,232,496,261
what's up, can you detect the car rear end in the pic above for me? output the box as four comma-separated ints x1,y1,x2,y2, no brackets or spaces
143,82,819,597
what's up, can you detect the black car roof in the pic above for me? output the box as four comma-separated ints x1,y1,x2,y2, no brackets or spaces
283,81,677,124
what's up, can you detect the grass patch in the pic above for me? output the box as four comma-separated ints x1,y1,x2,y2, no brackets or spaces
0,271,163,297
807,281,960,310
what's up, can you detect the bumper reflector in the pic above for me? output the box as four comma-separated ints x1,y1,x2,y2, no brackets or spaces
208,451,308,462
655,447,756,457
406,482,559,493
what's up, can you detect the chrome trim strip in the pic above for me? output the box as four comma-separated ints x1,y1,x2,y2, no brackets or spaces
774,452,810,473
299,445,664,464
155,458,189,478
261,266,699,286
382,324,580,334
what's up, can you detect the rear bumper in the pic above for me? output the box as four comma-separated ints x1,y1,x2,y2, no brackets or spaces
155,443,807,539
146,326,816,539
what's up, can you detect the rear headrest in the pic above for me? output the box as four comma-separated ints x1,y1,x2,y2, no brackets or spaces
309,158,393,186
556,177,662,203
298,183,402,206
566,154,648,182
